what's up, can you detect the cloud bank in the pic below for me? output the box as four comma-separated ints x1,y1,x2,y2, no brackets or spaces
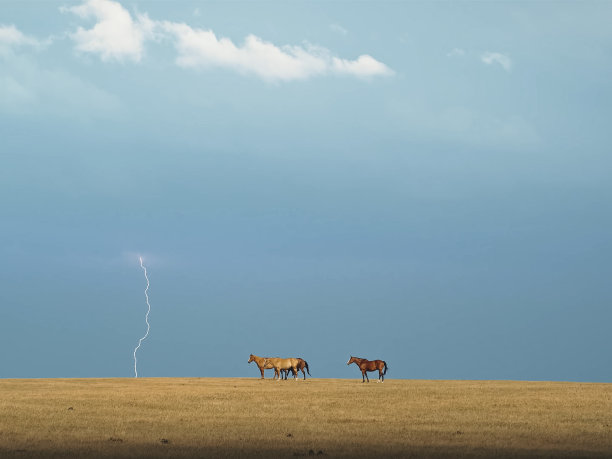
62,0,392,81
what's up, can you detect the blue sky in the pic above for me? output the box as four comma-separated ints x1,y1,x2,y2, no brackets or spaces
1,1,611,381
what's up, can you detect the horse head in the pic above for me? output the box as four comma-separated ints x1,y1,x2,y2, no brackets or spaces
248,354,255,363
347,356,356,365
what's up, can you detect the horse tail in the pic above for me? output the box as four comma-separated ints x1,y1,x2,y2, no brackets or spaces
305,360,310,376
383,361,388,375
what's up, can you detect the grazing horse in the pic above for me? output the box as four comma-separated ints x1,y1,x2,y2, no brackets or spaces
347,356,388,383
248,354,274,379
264,357,300,380
281,358,310,380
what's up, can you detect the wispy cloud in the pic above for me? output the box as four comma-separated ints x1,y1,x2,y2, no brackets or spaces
0,52,121,117
481,51,512,71
0,22,120,117
61,0,392,80
0,24,45,55
329,23,348,36
0,25,39,47
446,48,465,58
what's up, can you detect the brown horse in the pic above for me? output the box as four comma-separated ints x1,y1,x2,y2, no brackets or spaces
248,354,274,379
263,357,300,380
347,356,388,383
281,358,310,380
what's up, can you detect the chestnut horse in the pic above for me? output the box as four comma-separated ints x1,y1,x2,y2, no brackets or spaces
347,356,388,383
248,354,274,379
281,358,310,380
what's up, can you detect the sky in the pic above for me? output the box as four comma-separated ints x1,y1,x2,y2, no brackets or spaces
1,1,611,382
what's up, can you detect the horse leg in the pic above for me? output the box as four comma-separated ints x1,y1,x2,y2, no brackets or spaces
361,370,366,383
365,371,370,383
260,366,265,379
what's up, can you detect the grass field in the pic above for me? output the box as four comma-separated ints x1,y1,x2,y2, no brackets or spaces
0,377,610,458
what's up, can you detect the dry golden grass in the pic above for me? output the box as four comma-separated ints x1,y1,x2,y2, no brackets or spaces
0,377,610,458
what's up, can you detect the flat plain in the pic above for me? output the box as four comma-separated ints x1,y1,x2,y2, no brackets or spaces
0,377,610,458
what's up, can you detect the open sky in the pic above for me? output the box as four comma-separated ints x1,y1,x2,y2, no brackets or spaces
1,1,611,381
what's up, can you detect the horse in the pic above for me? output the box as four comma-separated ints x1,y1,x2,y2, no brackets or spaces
263,357,300,380
347,356,388,383
281,358,310,380
248,354,274,379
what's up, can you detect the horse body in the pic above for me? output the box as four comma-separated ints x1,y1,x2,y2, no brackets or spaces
248,354,274,379
281,358,310,380
347,356,388,383
264,357,300,380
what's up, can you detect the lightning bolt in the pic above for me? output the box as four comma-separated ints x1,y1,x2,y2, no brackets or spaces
133,256,151,378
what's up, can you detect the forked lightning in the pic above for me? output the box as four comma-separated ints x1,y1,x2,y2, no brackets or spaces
133,256,151,378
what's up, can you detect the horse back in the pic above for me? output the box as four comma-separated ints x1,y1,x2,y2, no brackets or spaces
360,359,385,371
266,357,299,369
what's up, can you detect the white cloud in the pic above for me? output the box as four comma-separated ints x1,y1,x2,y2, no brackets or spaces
332,54,394,78
161,21,393,81
62,0,392,80
481,51,512,71
62,0,155,62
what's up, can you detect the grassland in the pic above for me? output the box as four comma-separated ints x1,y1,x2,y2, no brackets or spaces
0,377,610,458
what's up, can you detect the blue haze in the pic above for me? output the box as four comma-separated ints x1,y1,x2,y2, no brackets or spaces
1,2,611,381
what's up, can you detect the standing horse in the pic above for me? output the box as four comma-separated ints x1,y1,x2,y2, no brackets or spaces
281,358,310,380
264,357,300,380
248,354,274,379
347,356,388,383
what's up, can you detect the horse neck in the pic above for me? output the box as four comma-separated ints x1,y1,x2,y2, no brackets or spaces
253,355,265,366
